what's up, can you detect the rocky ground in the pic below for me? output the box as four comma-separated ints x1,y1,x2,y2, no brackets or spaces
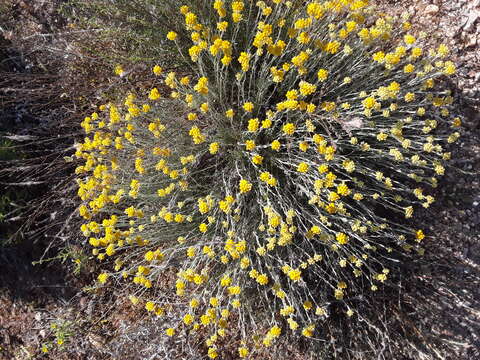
0,0,479,359
397,1,480,357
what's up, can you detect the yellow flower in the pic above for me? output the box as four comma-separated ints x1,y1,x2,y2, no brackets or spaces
114,64,124,76
239,179,252,193
209,297,219,307
262,6,272,16
186,247,196,258
322,101,336,112
185,12,198,27
189,45,201,62
199,223,208,233
194,77,209,94
362,96,376,109
190,31,201,43
165,328,175,336
152,65,162,75
297,31,311,44
411,47,422,58
403,64,415,73
271,140,281,150
317,68,328,81
189,298,199,308
415,229,425,241
243,102,254,112
288,268,301,281
297,162,309,173
145,301,156,312
404,34,416,45
336,232,349,245
189,126,205,144
404,92,415,102
302,324,315,337
245,140,255,151
337,183,350,196
303,300,313,310
209,142,219,154
252,155,263,165
372,51,385,62
238,347,249,358
220,275,232,287
256,273,269,285
200,102,209,113
287,317,299,330
437,44,449,57
217,21,228,31
207,347,218,359
299,81,317,96
167,31,178,41
240,257,250,269
269,325,281,337
282,123,296,135
238,52,251,71
227,285,241,295
299,142,309,152
231,1,245,12
247,118,259,132
183,313,194,325
148,88,160,100
225,109,235,118
443,61,456,75
180,76,191,85
97,273,109,283
280,305,294,316
200,313,211,326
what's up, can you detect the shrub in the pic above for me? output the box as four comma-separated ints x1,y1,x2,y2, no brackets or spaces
75,0,460,357
62,0,196,66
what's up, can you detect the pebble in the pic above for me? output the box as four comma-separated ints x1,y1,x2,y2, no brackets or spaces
35,312,42,321
425,4,440,15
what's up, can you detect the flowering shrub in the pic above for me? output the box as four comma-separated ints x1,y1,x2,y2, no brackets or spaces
75,0,460,357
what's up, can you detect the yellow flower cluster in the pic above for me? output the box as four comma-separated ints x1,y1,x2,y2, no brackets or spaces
76,0,460,357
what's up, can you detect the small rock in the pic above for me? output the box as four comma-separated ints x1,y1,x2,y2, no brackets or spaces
465,33,478,48
79,296,88,309
88,333,106,350
35,312,42,321
425,5,439,15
